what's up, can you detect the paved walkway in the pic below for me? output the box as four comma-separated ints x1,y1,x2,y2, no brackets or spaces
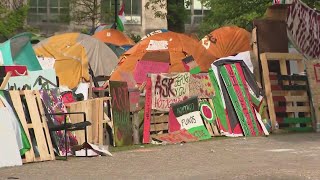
1,133,320,180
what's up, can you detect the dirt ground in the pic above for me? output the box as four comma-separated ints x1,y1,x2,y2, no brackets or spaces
0,133,320,180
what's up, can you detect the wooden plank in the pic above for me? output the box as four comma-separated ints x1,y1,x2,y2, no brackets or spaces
282,117,312,124
284,127,313,132
273,96,309,102
263,53,304,61
274,106,310,113
24,90,53,161
150,123,168,132
151,114,169,124
9,90,36,163
260,53,277,130
35,91,55,160
0,72,12,90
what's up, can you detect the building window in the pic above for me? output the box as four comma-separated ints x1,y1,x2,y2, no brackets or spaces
101,0,141,25
123,0,141,24
185,0,210,25
28,0,70,24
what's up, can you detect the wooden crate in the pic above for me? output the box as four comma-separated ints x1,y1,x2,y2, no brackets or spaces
260,53,313,132
150,110,169,135
9,90,55,163
66,97,112,145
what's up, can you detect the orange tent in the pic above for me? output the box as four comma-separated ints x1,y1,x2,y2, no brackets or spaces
110,31,215,82
199,26,251,59
93,29,135,47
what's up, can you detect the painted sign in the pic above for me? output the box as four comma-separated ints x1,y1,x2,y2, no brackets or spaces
109,81,132,146
133,61,169,84
171,97,211,140
189,73,215,98
7,69,57,90
199,101,215,123
152,129,198,144
287,0,320,59
143,78,152,144
39,89,78,156
151,73,190,111
146,40,168,51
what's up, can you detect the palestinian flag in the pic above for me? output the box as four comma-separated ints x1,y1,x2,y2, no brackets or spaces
117,3,126,32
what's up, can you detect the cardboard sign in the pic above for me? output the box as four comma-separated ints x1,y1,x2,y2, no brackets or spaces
151,73,190,111
7,69,57,90
287,0,320,59
109,81,132,146
171,97,211,140
189,73,215,98
133,61,169,84
146,40,168,51
199,101,215,123
152,129,198,144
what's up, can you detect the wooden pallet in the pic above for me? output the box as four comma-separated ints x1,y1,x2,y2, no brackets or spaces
150,110,169,135
260,53,313,132
9,90,55,163
66,97,112,145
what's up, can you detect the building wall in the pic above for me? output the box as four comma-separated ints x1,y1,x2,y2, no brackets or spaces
25,0,167,37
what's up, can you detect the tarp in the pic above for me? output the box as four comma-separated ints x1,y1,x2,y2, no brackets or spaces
110,31,215,82
34,33,119,89
0,33,42,71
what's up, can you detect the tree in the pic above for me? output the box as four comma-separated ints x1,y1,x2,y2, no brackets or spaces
198,0,271,36
145,0,191,32
70,0,101,30
0,0,29,40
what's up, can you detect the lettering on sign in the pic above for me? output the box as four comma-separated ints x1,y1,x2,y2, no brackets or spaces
287,0,320,59
189,73,215,98
109,81,132,146
151,73,190,111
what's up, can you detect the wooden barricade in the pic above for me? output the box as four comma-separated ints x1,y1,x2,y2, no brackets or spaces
9,90,55,163
260,53,313,132
150,110,169,136
66,97,112,145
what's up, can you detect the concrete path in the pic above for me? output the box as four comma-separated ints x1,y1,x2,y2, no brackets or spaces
1,133,320,180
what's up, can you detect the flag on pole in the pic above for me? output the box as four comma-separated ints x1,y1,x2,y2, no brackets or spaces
117,3,126,32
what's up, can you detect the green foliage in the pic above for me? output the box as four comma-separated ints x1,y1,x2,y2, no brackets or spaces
198,0,271,37
0,3,29,39
128,33,141,43
302,0,320,9
145,0,190,32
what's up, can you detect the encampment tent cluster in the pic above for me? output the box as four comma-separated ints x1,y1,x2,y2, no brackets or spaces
0,0,319,169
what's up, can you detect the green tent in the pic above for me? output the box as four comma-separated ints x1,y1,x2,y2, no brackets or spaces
0,33,42,71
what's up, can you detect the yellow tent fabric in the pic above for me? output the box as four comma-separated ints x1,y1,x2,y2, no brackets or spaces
34,33,118,89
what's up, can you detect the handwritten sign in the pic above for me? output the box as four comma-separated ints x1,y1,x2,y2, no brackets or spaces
171,97,211,140
151,73,190,111
189,73,215,98
199,101,215,123
152,129,198,144
133,61,169,84
287,0,320,59
146,40,168,51
7,69,57,90
109,81,132,146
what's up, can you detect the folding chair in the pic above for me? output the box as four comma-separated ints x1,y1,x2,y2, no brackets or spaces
39,88,91,160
